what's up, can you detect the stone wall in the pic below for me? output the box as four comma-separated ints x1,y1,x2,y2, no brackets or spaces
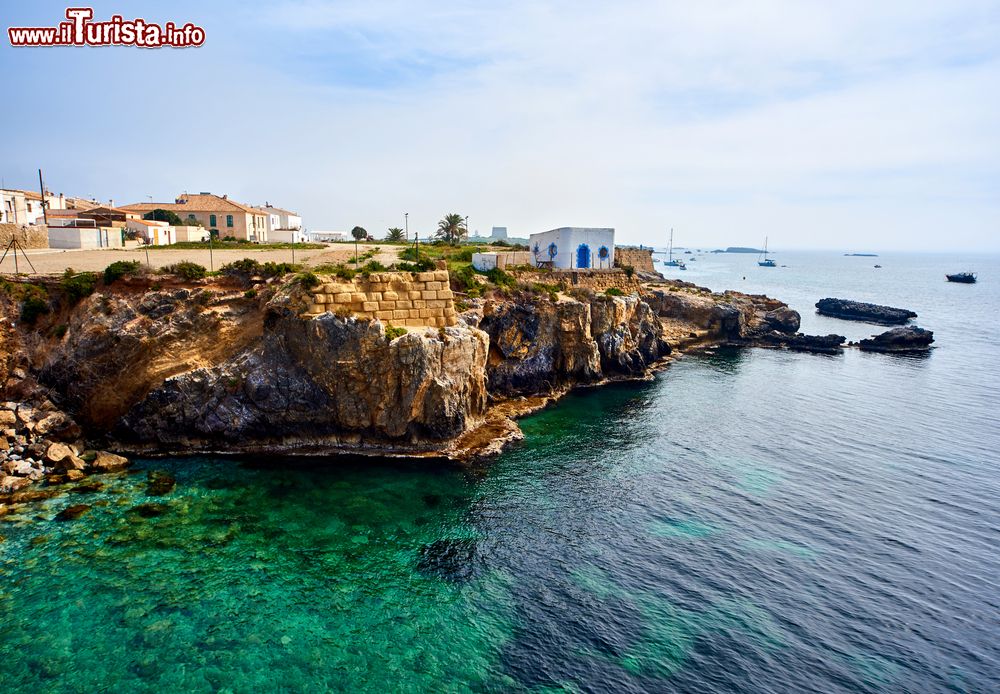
614,247,656,274
0,224,48,250
305,270,458,327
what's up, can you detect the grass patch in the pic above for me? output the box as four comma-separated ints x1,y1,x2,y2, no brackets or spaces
605,287,625,296
384,324,407,340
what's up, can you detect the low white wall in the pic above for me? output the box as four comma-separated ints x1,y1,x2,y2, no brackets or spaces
472,253,498,271
173,225,208,243
48,226,124,249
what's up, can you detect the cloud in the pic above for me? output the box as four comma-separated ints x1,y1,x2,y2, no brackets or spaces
2,0,998,249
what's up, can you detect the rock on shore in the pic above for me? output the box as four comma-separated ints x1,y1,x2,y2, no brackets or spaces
858,326,935,353
815,298,917,325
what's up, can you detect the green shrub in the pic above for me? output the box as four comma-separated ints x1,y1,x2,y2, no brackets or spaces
20,294,50,325
296,271,320,289
566,287,595,302
384,324,407,341
60,269,100,303
103,260,142,285
51,323,68,339
531,282,560,301
453,248,475,262
162,261,207,281
485,267,515,288
244,289,257,299
360,260,387,277
622,265,635,278
394,259,435,273
605,287,624,296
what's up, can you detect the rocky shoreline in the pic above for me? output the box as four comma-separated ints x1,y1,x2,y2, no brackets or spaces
815,297,917,324
0,268,924,510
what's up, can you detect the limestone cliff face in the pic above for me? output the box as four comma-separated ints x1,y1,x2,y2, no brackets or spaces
475,294,670,397
117,307,489,452
24,279,490,456
643,285,799,342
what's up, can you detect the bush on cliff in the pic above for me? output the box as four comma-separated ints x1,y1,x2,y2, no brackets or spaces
296,271,320,289
485,267,515,288
605,287,624,297
394,258,436,273
449,266,481,297
162,261,208,281
20,293,50,325
220,258,299,281
384,323,407,340
103,260,143,285
60,269,100,303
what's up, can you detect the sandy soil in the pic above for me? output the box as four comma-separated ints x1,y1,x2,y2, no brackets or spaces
0,243,403,276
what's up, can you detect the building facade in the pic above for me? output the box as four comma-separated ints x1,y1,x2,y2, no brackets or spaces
528,227,615,270
121,193,268,242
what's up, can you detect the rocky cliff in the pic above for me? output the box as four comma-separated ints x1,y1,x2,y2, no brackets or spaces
472,293,670,397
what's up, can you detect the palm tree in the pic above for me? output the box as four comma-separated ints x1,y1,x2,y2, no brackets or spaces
385,227,404,242
436,213,466,245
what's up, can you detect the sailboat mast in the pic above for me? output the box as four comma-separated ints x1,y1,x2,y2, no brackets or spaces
668,228,673,262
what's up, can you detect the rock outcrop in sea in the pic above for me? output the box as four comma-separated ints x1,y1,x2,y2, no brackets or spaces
815,298,917,324
857,326,935,353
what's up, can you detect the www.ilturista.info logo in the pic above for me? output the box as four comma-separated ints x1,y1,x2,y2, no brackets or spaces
8,7,205,48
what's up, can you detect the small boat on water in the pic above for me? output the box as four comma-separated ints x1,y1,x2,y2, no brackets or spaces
874,264,882,269
663,228,686,269
758,237,776,267
946,272,977,284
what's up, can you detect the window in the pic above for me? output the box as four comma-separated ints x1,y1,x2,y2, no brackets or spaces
226,215,234,227
187,214,196,222
210,214,217,227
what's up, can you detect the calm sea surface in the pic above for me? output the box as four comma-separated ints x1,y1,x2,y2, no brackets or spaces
1,251,998,692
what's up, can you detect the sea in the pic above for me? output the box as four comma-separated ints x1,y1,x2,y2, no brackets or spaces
1,251,998,693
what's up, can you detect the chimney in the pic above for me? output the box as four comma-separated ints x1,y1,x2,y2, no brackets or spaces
108,199,114,208
222,194,227,200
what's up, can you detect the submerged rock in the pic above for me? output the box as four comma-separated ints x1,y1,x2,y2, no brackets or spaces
751,332,847,354
815,298,917,325
55,504,90,521
417,539,482,584
146,471,176,496
131,502,170,518
858,326,935,353
89,451,129,472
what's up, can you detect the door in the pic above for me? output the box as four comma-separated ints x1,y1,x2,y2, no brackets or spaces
576,244,591,269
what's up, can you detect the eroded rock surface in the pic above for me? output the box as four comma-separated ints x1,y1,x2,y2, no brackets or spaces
816,298,917,325
858,326,934,353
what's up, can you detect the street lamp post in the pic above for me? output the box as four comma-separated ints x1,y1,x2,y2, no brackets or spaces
404,212,408,241
464,215,468,245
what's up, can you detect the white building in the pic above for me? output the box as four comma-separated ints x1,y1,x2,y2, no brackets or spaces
529,227,615,270
309,230,349,242
48,226,124,249
1,189,46,225
127,218,175,245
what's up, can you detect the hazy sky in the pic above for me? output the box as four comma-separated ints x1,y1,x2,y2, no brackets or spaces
2,0,999,250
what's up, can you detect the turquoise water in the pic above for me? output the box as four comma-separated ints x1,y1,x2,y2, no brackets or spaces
2,252,999,692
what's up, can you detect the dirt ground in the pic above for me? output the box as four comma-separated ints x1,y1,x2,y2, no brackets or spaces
0,243,403,276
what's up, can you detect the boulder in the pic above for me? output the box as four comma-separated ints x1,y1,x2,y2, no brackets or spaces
763,307,801,333
815,298,917,325
89,451,129,472
858,326,935,353
45,442,74,463
54,454,86,472
0,411,15,427
34,412,81,440
0,474,31,494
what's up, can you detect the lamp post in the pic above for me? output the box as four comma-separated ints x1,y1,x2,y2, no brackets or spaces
464,215,468,245
404,212,408,241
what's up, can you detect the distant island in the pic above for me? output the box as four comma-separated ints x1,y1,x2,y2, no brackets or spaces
844,253,879,257
711,247,764,254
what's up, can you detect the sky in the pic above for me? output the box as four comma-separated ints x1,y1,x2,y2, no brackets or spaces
1,0,999,251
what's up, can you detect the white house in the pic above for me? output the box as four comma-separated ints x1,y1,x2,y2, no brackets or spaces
127,218,175,245
529,227,615,270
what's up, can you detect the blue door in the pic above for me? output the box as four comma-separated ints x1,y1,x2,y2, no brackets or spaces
576,244,591,269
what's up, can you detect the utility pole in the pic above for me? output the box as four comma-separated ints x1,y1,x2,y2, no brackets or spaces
464,215,469,245
38,169,48,226
404,212,408,241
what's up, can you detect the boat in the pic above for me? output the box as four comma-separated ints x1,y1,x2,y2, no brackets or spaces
758,237,776,267
663,228,686,269
874,265,882,269
946,272,977,284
